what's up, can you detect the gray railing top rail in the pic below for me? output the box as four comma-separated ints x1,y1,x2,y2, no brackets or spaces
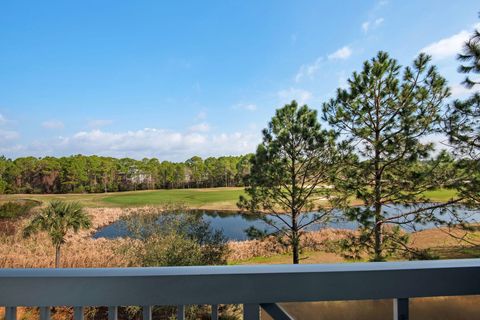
1,259,480,307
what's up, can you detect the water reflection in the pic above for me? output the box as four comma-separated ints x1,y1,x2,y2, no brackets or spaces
92,204,479,241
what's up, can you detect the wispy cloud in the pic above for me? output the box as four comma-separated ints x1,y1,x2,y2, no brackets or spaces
188,122,210,133
195,111,207,121
362,17,384,33
294,57,323,82
0,114,7,125
295,46,352,82
88,119,113,128
42,120,64,130
328,46,352,60
419,23,480,61
0,130,19,141
233,103,257,112
361,0,387,33
277,88,312,105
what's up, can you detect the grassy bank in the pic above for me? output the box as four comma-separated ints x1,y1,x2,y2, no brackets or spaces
102,187,245,209
0,188,458,209
0,187,246,209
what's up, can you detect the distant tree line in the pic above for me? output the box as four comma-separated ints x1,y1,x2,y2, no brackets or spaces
0,154,253,194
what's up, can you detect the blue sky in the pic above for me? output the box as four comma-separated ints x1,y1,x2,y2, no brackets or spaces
0,0,479,161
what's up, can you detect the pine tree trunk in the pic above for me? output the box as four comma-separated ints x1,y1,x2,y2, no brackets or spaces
373,100,383,262
292,212,300,264
55,245,61,268
292,236,300,264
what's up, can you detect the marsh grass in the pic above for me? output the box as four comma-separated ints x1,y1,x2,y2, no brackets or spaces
1,206,480,319
0,207,132,268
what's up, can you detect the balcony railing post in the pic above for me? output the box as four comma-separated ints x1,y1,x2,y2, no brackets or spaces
142,305,152,320
393,298,409,320
177,305,185,320
73,306,84,320
108,306,118,320
5,307,17,320
39,307,50,320
260,303,293,320
243,303,260,320
0,260,478,320
211,304,218,320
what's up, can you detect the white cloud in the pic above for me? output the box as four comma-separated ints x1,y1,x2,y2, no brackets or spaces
88,119,113,128
4,127,260,161
50,128,259,160
0,129,19,141
188,122,210,133
294,46,352,83
42,120,64,130
450,84,473,98
362,17,384,33
420,30,470,61
233,103,257,111
328,46,352,60
277,88,312,105
295,57,323,82
420,24,480,60
0,114,7,125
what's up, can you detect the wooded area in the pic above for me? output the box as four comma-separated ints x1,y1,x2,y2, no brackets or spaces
0,154,253,194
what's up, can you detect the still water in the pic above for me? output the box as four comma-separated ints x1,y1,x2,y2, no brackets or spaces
93,204,480,241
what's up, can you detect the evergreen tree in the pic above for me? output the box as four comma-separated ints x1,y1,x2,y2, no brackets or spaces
458,15,480,88
238,101,341,264
323,51,457,261
446,15,480,206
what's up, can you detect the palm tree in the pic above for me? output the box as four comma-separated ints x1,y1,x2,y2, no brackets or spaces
23,201,91,268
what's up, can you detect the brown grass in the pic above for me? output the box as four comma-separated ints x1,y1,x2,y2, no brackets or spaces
3,206,480,268
227,229,351,261
2,208,480,319
0,208,134,268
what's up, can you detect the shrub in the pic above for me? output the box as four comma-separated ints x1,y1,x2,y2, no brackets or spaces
0,200,39,219
119,207,229,267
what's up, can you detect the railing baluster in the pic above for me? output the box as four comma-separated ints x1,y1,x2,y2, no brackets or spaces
243,303,260,320
39,307,50,320
260,303,293,320
177,305,185,320
74,306,84,320
5,307,17,320
211,304,218,320
108,306,118,320
393,298,409,320
142,305,152,320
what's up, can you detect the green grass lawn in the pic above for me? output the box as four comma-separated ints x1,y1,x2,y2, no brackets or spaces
0,187,458,209
0,187,246,209
102,188,245,208
423,189,458,202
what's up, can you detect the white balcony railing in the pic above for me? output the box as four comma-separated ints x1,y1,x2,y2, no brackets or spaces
1,259,480,320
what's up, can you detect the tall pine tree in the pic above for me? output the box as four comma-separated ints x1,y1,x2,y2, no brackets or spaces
446,15,480,206
238,101,342,264
458,14,480,88
323,51,457,261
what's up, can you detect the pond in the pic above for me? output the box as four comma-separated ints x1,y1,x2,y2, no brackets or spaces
92,204,480,241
